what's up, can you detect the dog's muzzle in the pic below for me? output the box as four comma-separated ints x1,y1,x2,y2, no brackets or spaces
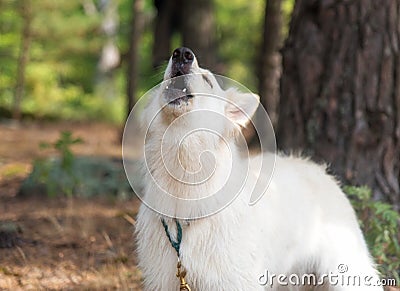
165,47,195,105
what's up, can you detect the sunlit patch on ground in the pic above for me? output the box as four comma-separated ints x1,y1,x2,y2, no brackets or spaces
0,196,142,290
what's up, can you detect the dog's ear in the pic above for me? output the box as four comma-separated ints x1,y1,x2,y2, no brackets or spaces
225,88,260,127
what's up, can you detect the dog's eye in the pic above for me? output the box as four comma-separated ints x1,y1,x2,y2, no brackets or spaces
202,75,213,88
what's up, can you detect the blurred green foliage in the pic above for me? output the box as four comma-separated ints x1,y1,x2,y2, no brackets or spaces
215,0,264,89
0,0,124,122
0,0,295,123
215,0,294,90
345,186,400,282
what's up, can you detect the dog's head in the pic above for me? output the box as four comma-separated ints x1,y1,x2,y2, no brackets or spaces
132,48,270,217
144,47,260,135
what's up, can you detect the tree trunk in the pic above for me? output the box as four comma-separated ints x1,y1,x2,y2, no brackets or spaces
152,0,180,68
13,0,32,120
258,0,283,126
181,0,216,70
97,0,120,100
246,0,283,147
278,0,400,208
126,0,144,117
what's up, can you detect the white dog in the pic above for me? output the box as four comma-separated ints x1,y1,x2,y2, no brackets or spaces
134,47,382,290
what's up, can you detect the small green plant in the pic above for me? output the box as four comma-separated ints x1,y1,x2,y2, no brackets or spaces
344,185,400,283
23,131,132,199
34,131,83,196
40,131,83,173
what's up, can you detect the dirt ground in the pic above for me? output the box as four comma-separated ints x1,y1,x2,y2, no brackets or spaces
0,120,143,290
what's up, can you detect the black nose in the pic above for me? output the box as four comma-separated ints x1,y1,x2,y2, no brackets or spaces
172,47,194,64
171,47,194,76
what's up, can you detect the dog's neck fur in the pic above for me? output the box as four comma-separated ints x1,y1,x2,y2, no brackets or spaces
143,123,244,218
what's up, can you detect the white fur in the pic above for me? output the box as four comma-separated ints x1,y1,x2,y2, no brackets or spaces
135,54,383,290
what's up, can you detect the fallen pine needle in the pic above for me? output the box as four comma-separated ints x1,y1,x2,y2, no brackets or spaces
123,214,136,226
102,231,114,249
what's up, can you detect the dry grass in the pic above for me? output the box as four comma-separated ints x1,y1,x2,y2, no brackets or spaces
0,195,142,290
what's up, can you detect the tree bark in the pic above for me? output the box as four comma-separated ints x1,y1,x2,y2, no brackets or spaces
13,0,32,120
278,0,400,208
258,0,283,126
126,0,144,117
181,0,216,70
246,0,283,147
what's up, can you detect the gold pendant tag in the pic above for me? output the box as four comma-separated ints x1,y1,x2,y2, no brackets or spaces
176,261,191,291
